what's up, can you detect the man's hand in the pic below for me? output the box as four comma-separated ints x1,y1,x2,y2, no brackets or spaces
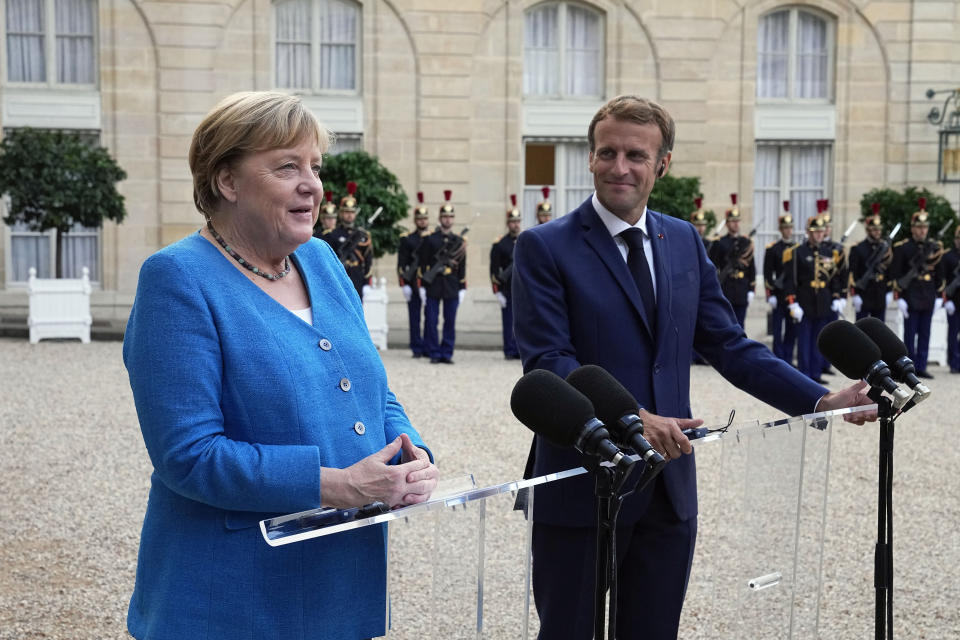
789,302,804,322
767,295,777,310
458,289,466,304
747,291,755,305
816,380,878,425
401,284,412,302
897,298,909,319
495,291,508,308
638,410,702,462
946,300,956,316
852,294,863,313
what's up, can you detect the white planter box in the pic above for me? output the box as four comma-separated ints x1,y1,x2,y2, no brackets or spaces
884,303,947,367
363,276,389,350
27,267,92,344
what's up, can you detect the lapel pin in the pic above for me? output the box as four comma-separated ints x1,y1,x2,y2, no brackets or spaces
658,233,664,239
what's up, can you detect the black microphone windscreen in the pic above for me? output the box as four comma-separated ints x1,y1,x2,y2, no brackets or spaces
566,365,638,426
817,320,882,380
510,369,596,448
855,317,908,362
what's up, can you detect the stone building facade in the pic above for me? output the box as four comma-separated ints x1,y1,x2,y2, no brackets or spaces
1,0,958,345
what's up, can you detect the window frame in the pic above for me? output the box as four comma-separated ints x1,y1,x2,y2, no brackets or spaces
271,0,362,96
1,0,99,89
756,6,835,104
523,1,605,100
753,141,833,275
521,137,593,228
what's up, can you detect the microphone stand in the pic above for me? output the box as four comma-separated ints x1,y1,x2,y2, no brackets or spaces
868,388,895,640
586,455,663,640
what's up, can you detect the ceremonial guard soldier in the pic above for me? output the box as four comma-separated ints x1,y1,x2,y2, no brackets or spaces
397,192,431,358
315,190,338,243
709,193,756,328
891,199,944,378
419,190,467,364
783,215,844,382
849,204,894,321
942,226,960,373
328,181,373,300
763,201,797,364
690,196,713,254
490,195,522,360
817,199,848,320
536,186,553,225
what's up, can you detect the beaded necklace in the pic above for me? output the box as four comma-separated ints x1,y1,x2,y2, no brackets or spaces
207,220,291,281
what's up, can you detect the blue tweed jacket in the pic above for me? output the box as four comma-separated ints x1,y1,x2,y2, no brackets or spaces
123,233,429,640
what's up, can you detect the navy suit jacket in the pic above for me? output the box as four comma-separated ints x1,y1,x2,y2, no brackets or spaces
512,197,827,527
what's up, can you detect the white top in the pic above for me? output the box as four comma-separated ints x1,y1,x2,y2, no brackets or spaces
289,306,313,325
592,192,657,297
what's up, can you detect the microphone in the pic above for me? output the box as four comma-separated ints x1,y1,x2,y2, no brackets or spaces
565,365,665,467
817,320,913,411
510,369,633,472
855,317,931,406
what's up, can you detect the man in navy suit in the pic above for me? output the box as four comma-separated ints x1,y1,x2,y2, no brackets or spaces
512,95,874,639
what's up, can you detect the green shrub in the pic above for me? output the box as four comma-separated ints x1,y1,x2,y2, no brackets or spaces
859,186,957,242
648,173,718,233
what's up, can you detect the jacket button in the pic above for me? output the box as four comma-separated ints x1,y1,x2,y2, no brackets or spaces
339,378,351,392
654,364,662,374
353,421,366,435
318,338,332,351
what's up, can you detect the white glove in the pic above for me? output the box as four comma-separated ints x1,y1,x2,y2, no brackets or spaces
362,284,372,298
885,291,894,307
946,300,956,316
897,298,908,319
767,295,777,311
747,291,755,305
495,291,508,308
401,284,412,302
831,298,843,314
419,287,426,304
458,289,466,304
789,302,803,322
935,298,943,312
852,295,863,313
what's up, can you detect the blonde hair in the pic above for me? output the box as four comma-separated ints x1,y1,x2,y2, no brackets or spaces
189,91,331,216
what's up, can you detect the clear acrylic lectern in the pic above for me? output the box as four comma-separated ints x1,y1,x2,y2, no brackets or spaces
260,406,873,639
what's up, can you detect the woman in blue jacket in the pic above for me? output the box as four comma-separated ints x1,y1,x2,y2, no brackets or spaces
123,91,438,640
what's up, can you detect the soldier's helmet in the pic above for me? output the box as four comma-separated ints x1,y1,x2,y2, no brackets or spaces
865,203,882,230
506,194,522,222
690,196,707,225
911,197,929,226
807,215,826,231
414,191,429,219
537,187,552,216
339,181,358,212
320,190,337,218
440,189,455,216
778,200,792,228
725,193,740,221
817,199,831,226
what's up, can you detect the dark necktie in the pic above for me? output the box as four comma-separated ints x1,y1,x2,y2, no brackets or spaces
620,228,657,331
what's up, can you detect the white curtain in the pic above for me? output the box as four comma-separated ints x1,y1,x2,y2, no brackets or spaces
55,0,95,83
523,4,558,96
789,146,826,224
275,0,311,89
565,5,600,97
753,146,781,275
10,224,52,280
563,142,592,211
317,0,357,90
757,11,788,99
795,12,828,99
522,187,544,227
6,0,46,82
59,224,99,279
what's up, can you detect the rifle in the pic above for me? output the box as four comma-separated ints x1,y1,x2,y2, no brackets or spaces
838,220,858,244
937,218,955,240
853,223,900,291
896,243,931,291
367,206,383,227
420,213,479,285
495,262,513,289
717,226,757,284
399,229,425,284
335,227,369,265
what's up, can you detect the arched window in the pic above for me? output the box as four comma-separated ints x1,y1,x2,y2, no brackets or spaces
4,0,97,85
274,0,359,93
524,2,603,98
757,8,833,100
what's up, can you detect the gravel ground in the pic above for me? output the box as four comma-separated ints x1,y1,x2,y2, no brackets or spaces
1,337,958,639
